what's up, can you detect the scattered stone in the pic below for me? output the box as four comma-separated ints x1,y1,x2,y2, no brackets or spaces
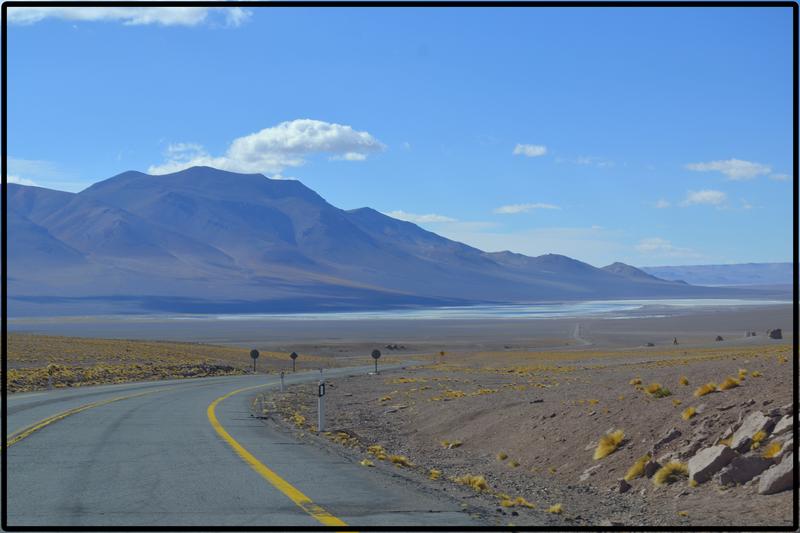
767,328,783,340
715,335,724,342
762,399,774,406
644,460,661,478
717,455,772,485
678,440,704,459
780,403,794,416
645,342,655,347
730,411,774,452
652,427,682,452
758,454,793,494
741,399,756,407
600,519,625,526
717,404,735,412
772,415,792,436
617,479,632,494
688,445,737,483
530,399,543,404
580,464,602,481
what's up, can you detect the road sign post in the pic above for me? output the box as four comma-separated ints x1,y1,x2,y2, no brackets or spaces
290,351,298,372
280,371,285,392
250,349,260,373
317,380,326,432
371,349,381,374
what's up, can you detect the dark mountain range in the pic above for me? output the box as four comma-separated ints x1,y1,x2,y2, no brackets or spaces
7,166,758,316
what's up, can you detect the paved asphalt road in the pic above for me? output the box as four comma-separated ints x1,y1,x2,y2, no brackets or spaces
5,364,481,527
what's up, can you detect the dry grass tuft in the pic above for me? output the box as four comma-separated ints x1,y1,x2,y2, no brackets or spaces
681,406,697,420
677,511,689,517
672,399,683,407
547,503,563,514
645,383,672,398
508,459,520,468
719,377,740,391
738,368,748,380
718,437,732,447
679,376,689,386
593,429,625,460
750,430,767,450
454,474,489,492
762,441,783,459
441,439,463,449
629,377,642,386
624,453,652,481
359,458,375,467
653,461,689,486
389,455,412,467
497,452,509,461
694,382,717,397
428,469,442,480
751,370,763,377
367,444,388,460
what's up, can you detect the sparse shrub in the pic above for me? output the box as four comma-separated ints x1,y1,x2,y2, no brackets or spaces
428,469,441,480
750,430,767,450
738,368,748,380
367,444,387,460
454,474,489,491
694,382,717,397
751,370,763,377
624,453,652,481
762,441,783,459
441,439,462,449
653,462,688,485
359,458,374,467
672,399,682,407
514,497,535,508
719,377,740,391
594,429,625,460
681,407,697,420
497,452,508,461
508,459,520,468
678,376,689,386
645,383,672,397
629,378,642,386
547,503,563,514
389,455,412,467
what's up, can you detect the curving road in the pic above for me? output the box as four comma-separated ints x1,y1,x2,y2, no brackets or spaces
5,364,480,527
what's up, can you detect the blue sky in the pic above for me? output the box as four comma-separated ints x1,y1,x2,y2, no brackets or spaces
7,6,794,267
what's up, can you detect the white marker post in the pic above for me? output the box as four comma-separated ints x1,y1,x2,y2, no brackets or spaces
317,380,326,433
280,371,285,392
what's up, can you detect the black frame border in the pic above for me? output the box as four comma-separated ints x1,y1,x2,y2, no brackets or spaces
1,1,797,531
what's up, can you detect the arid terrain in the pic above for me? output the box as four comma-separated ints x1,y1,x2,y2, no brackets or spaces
259,340,794,527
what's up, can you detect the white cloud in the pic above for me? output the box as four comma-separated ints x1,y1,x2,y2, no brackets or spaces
493,203,560,214
574,156,615,168
654,199,671,209
769,173,790,181
149,119,385,175
681,189,727,206
385,210,456,223
513,144,547,157
636,237,702,259
8,7,250,27
685,158,771,180
8,174,37,186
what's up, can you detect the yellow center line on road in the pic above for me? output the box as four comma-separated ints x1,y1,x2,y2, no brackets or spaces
5,387,173,449
207,384,353,529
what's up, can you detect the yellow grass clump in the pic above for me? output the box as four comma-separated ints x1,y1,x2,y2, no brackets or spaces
762,441,783,459
645,383,672,398
719,377,740,391
379,396,392,402
389,455,412,467
653,462,688,486
588,399,600,405
454,474,489,492
359,458,375,467
751,370,763,377
547,503,563,514
441,440,463,449
497,452,508,461
593,429,625,460
514,497,535,508
738,368,748,380
624,454,652,481
428,469,441,480
718,437,732,447
508,459,520,468
750,430,767,450
679,376,689,386
618,394,625,401
677,511,689,517
672,399,683,407
681,407,697,420
367,444,388,460
689,479,698,488
629,377,642,386
694,382,717,397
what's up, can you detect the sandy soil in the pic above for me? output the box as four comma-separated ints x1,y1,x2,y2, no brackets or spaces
259,339,794,527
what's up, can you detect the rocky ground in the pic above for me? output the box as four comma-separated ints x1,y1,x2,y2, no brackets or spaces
257,342,794,527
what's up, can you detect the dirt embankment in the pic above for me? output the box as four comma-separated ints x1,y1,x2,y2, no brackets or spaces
258,344,793,527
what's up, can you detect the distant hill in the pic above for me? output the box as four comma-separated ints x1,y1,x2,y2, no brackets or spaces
8,166,756,316
640,263,793,287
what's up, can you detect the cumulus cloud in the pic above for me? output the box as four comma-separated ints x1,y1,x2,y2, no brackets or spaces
149,119,385,175
513,144,547,157
385,210,456,223
681,189,727,206
7,174,37,186
7,6,250,27
635,237,701,259
654,199,671,209
685,158,771,180
493,203,560,214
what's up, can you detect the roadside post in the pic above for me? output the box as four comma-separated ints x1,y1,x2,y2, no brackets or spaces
280,371,285,392
250,349,260,373
317,380,326,432
371,349,381,374
290,351,298,372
